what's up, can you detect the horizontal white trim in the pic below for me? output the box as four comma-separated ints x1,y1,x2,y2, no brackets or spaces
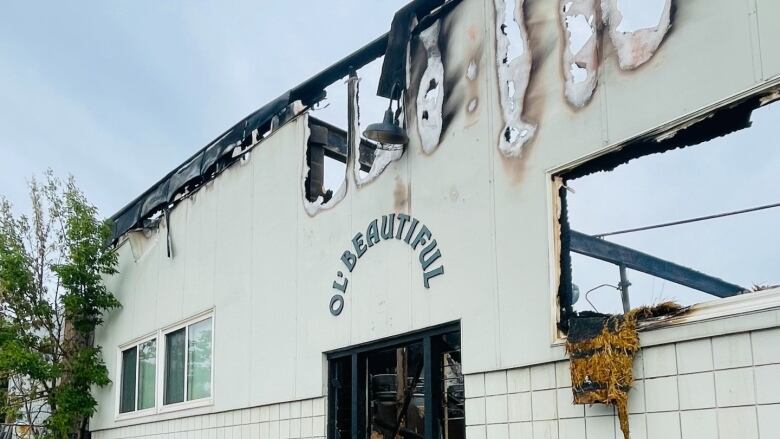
643,286,780,329
156,396,213,414
160,308,214,334
553,287,780,348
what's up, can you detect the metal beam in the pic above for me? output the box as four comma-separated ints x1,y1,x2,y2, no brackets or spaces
570,230,746,298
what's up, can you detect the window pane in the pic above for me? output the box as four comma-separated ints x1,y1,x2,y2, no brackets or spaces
137,339,156,410
164,328,186,405
119,347,137,413
187,318,212,400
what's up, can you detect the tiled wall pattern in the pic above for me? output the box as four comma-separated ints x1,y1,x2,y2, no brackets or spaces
92,397,326,439
464,327,780,439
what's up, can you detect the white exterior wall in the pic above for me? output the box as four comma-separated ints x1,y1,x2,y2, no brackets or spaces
92,0,780,435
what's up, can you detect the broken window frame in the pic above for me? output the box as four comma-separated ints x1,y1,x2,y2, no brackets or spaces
551,85,780,336
326,322,464,439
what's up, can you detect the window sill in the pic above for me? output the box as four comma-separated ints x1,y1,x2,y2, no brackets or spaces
157,397,214,414
553,286,780,348
113,398,213,422
115,408,156,422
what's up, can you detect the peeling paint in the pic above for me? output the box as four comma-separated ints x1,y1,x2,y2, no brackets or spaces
416,21,445,154
495,0,536,157
302,115,348,216
601,0,671,70
467,98,479,113
560,0,599,107
465,60,480,114
466,60,478,81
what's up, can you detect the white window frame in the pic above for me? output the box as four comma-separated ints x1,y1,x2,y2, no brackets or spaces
115,333,157,420
114,309,215,420
157,310,215,414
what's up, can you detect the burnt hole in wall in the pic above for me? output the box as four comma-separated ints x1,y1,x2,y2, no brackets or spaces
555,91,780,333
494,0,536,156
415,19,446,154
560,0,598,107
602,0,673,70
425,78,439,99
306,79,351,208
354,56,404,186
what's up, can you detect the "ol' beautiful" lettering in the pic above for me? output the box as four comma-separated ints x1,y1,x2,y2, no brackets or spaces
329,213,445,316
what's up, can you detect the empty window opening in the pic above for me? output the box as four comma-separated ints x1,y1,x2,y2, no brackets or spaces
557,97,780,327
328,325,464,439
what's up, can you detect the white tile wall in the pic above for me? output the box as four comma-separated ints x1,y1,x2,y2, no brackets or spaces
642,345,677,378
486,423,508,439
678,372,715,410
752,328,780,365
757,404,780,438
506,368,530,394
675,339,713,374
92,397,326,439
462,327,780,439
558,418,586,439
680,409,718,439
485,395,509,424
648,412,681,439
645,376,679,412
718,406,759,438
507,392,533,422
530,364,556,391
755,364,780,404
485,371,508,396
712,333,753,369
715,367,756,407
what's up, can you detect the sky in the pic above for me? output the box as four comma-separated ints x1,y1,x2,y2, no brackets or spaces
0,0,408,216
1,1,777,313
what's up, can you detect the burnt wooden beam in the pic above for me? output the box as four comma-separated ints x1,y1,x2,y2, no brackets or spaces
570,230,747,298
309,117,376,172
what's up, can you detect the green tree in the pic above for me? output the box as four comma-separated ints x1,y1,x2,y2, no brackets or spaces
0,171,120,439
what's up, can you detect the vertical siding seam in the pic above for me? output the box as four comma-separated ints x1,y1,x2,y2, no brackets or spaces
483,0,502,370
710,336,722,439
749,330,762,438
673,343,684,439
249,151,257,405
747,0,765,82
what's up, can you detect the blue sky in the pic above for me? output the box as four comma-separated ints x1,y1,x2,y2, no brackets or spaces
0,0,407,216
1,1,777,312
